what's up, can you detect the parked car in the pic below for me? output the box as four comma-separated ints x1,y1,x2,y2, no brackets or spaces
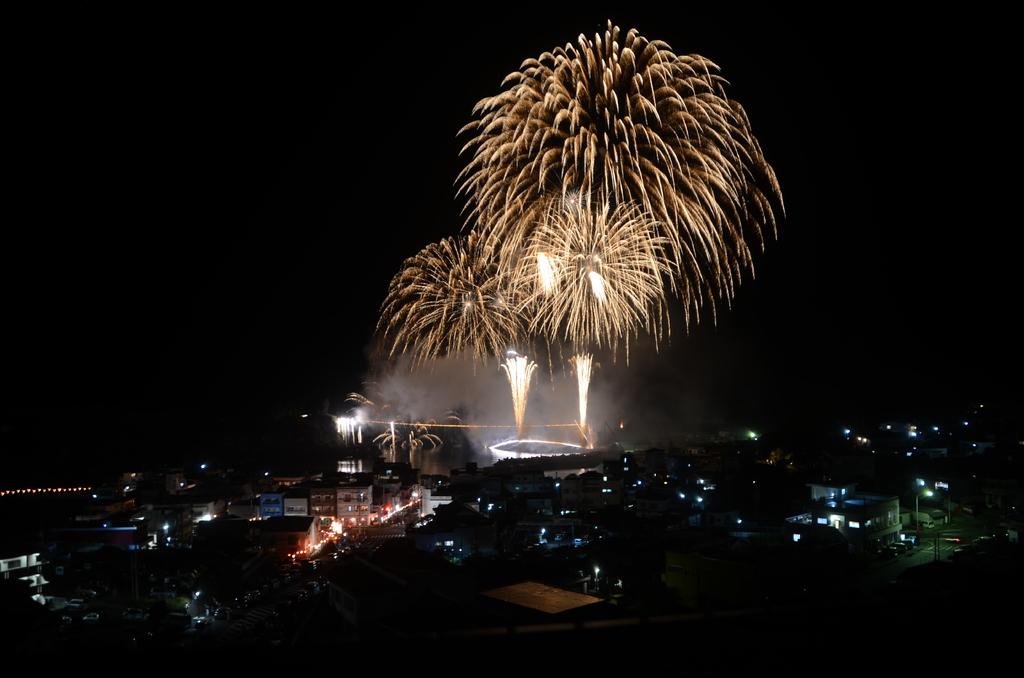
66,598,86,610
123,608,148,621
83,612,100,624
950,544,975,560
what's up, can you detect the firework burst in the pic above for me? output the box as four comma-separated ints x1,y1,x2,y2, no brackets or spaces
458,21,782,322
374,423,442,451
516,197,672,353
377,232,521,366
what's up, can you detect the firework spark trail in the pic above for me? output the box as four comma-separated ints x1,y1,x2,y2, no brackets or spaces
345,390,390,433
500,353,537,437
373,421,442,451
515,197,672,354
571,353,594,447
458,21,783,325
364,420,577,429
537,252,557,293
377,232,521,367
373,421,400,456
334,416,363,445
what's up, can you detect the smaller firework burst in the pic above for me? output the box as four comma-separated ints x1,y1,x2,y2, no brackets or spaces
514,197,673,355
377,232,521,367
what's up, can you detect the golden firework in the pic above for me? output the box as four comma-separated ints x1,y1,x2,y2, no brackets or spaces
571,352,595,447
500,352,537,437
377,232,521,366
515,197,672,352
458,21,782,323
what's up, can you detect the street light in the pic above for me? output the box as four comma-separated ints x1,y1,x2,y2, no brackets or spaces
934,481,952,525
916,489,934,532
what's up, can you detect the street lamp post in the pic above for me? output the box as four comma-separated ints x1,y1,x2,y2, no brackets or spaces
915,489,934,536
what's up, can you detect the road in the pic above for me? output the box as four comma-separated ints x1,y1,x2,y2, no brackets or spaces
859,514,990,591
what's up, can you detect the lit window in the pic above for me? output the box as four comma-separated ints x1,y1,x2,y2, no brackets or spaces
792,534,802,542
849,521,860,528
443,540,454,547
817,518,828,525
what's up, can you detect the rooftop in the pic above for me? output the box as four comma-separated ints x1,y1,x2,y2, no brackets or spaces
481,581,601,615
260,515,315,532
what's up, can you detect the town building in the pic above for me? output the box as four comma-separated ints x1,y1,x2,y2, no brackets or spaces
790,482,901,553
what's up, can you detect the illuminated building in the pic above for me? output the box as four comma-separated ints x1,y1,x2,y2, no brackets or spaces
336,482,373,527
791,482,901,553
284,488,310,516
258,492,284,519
309,485,338,527
1,549,47,605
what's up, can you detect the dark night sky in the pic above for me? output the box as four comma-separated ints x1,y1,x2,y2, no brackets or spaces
2,8,1020,467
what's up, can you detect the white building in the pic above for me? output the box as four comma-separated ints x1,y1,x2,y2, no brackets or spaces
284,489,310,516
337,483,374,527
802,483,901,553
1,551,47,605
419,487,453,518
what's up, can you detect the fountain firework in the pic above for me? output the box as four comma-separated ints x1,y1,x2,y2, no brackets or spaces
335,416,363,445
500,352,537,437
571,353,594,447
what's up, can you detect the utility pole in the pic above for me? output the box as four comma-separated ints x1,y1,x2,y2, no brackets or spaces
130,550,140,600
